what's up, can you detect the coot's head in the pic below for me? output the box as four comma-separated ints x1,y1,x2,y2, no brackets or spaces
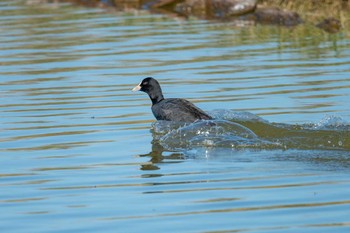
132,77,159,93
132,77,164,104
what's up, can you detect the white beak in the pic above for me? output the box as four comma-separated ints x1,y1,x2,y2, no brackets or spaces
132,81,142,92
132,84,141,92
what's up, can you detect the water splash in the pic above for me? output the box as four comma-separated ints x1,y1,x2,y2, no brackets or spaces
312,115,350,130
209,109,268,123
151,110,350,151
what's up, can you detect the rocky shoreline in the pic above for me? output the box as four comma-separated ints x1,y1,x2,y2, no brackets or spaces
27,0,349,33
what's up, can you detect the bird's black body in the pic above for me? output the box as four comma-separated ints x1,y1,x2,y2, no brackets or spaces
133,77,212,123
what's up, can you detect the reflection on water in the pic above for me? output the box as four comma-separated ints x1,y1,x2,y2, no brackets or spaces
1,1,350,233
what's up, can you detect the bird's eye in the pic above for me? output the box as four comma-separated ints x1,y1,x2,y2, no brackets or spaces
143,82,148,85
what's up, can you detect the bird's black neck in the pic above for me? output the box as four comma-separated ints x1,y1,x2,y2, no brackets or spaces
148,89,164,105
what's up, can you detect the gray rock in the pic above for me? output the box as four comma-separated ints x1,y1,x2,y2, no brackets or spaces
175,0,257,19
251,7,303,26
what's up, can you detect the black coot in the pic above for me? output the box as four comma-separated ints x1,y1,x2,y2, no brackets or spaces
132,77,212,122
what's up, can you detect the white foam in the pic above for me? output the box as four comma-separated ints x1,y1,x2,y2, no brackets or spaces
313,115,349,130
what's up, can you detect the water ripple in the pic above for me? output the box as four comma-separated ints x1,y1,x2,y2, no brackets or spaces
1,1,350,232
